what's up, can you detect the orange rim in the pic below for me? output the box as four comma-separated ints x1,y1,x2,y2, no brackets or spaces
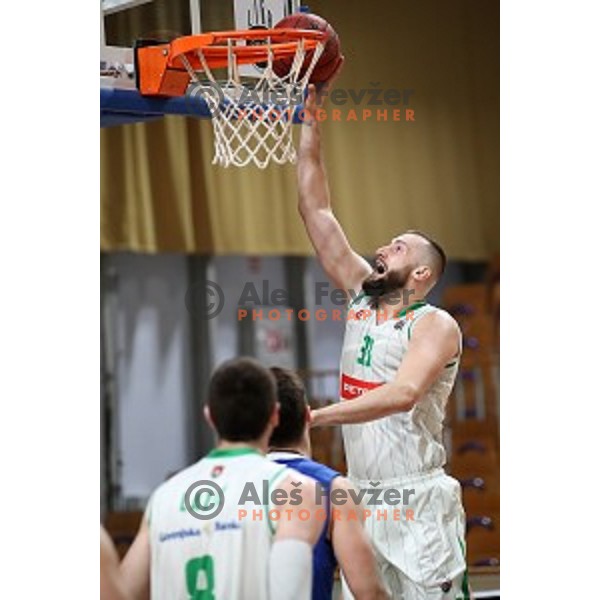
137,29,326,97
171,29,325,70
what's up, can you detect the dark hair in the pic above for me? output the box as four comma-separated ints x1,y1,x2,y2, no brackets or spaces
406,229,447,278
208,357,276,442
268,367,308,448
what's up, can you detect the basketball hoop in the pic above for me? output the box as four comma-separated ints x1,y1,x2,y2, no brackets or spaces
136,30,325,168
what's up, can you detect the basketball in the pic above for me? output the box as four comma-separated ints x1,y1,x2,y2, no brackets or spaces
273,13,343,85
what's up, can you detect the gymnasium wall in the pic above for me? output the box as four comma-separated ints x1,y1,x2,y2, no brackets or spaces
101,0,499,260
103,254,192,501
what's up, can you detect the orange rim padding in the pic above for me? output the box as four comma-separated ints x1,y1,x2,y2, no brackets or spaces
136,29,326,97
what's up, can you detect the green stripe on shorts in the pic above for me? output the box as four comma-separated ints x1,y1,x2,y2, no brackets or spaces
458,537,471,599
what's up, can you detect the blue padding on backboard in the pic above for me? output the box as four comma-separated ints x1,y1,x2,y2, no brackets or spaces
100,87,305,127
100,88,212,127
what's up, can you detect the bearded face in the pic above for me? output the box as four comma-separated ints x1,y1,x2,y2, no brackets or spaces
362,259,412,299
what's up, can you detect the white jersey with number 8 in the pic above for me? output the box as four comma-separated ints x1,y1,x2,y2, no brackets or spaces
146,448,290,600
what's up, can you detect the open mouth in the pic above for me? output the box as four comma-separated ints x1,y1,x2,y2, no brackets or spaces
375,258,387,275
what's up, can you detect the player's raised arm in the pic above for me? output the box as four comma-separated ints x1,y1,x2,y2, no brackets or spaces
312,311,461,426
330,478,390,600
268,474,323,600
297,85,371,293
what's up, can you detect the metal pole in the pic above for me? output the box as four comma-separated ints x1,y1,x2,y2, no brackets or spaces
186,256,216,460
284,256,310,372
100,254,123,512
190,0,202,34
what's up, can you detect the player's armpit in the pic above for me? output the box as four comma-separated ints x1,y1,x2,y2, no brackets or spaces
119,518,151,600
330,478,390,600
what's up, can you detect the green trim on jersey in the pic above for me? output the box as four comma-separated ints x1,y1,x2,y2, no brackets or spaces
144,491,154,529
266,465,289,536
395,300,428,319
347,291,366,310
348,295,429,316
406,303,434,340
402,305,460,369
458,537,471,599
206,447,263,459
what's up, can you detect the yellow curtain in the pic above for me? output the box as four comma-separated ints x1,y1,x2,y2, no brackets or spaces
101,0,499,259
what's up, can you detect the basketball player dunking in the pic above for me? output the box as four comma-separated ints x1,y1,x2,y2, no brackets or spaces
296,85,470,599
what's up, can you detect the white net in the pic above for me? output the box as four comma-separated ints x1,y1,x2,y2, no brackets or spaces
180,37,324,168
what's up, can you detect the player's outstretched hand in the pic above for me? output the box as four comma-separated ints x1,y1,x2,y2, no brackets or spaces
303,56,344,126
302,84,319,125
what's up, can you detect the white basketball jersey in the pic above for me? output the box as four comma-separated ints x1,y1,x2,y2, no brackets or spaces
146,447,290,600
340,296,460,481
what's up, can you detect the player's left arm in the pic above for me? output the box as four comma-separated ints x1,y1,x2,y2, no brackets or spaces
119,518,151,600
101,526,132,600
269,474,323,600
312,312,460,427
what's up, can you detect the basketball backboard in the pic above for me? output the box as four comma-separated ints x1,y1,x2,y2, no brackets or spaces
102,0,154,16
100,0,302,127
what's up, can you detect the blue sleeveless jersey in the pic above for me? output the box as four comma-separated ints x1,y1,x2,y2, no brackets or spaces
273,456,339,600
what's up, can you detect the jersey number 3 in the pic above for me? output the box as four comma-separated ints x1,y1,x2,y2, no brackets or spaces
357,335,374,367
186,555,215,600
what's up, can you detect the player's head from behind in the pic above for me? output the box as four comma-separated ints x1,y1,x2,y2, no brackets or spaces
362,230,446,300
206,357,279,446
268,367,311,453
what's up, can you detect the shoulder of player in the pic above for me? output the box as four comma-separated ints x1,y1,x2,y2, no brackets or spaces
329,476,364,510
279,471,318,491
330,474,353,493
411,306,461,340
278,472,318,504
151,457,218,500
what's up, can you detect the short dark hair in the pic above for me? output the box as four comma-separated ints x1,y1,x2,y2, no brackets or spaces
406,229,447,278
208,357,276,442
269,367,308,448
